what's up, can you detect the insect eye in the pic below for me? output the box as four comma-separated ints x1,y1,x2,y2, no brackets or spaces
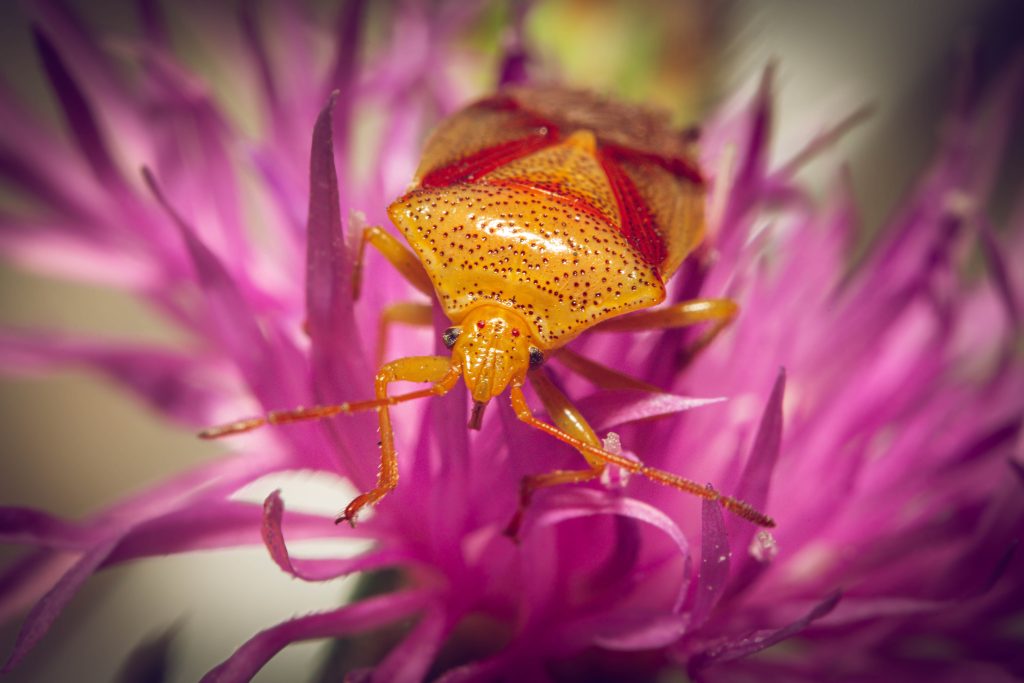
442,327,461,349
528,347,544,369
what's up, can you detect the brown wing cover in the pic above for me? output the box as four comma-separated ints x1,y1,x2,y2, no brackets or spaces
616,156,704,278
413,99,555,184
414,86,705,279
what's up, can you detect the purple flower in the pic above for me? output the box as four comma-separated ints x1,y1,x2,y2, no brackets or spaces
2,2,1023,681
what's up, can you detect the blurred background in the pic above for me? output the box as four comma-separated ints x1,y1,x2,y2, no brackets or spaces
1,0,1021,680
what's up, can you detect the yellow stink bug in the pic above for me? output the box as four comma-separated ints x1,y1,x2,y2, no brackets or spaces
202,86,774,531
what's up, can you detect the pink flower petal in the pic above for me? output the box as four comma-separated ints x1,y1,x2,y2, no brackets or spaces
325,0,365,182
687,590,840,672
0,330,220,425
957,56,1024,205
590,612,688,650
28,1,130,112
200,589,431,682
529,489,691,608
0,460,296,653
0,448,280,626
101,499,326,566
0,152,95,229
304,93,361,377
0,224,158,287
979,219,1021,331
32,25,119,185
774,104,874,179
727,368,785,589
95,451,281,531
0,507,87,550
303,93,378,483
116,623,178,683
531,490,688,556
690,498,730,628
733,368,786,510
497,0,530,86
261,491,411,581
817,595,956,625
371,607,448,683
1,538,120,672
426,305,472,537
709,64,775,246
137,49,248,260
238,0,281,121
0,550,79,624
434,659,504,683
578,390,725,432
143,168,301,411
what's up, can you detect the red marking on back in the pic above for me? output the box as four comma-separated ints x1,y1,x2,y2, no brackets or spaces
472,95,521,112
598,151,667,266
420,95,561,189
483,178,618,232
420,93,691,267
417,133,557,188
602,142,704,186
420,132,560,188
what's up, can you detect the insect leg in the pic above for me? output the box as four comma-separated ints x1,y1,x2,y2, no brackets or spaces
504,467,603,539
504,371,604,537
509,385,775,528
528,369,602,450
550,347,660,392
591,298,739,366
338,356,462,525
199,356,458,439
376,301,433,364
353,226,434,300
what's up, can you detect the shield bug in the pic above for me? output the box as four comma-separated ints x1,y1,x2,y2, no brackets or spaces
201,86,774,532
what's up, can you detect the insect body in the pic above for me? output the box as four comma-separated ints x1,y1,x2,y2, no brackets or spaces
202,87,774,531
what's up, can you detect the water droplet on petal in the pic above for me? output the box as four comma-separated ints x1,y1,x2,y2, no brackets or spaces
600,432,632,488
602,432,622,454
749,530,779,562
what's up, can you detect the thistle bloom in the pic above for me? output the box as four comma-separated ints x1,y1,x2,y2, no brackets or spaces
2,3,1023,682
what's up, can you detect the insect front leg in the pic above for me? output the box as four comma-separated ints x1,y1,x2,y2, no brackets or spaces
353,225,434,300
198,357,459,440
337,356,461,525
592,297,739,367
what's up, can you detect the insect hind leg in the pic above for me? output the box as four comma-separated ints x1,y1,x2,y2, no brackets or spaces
504,465,603,539
592,297,739,367
551,347,660,392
